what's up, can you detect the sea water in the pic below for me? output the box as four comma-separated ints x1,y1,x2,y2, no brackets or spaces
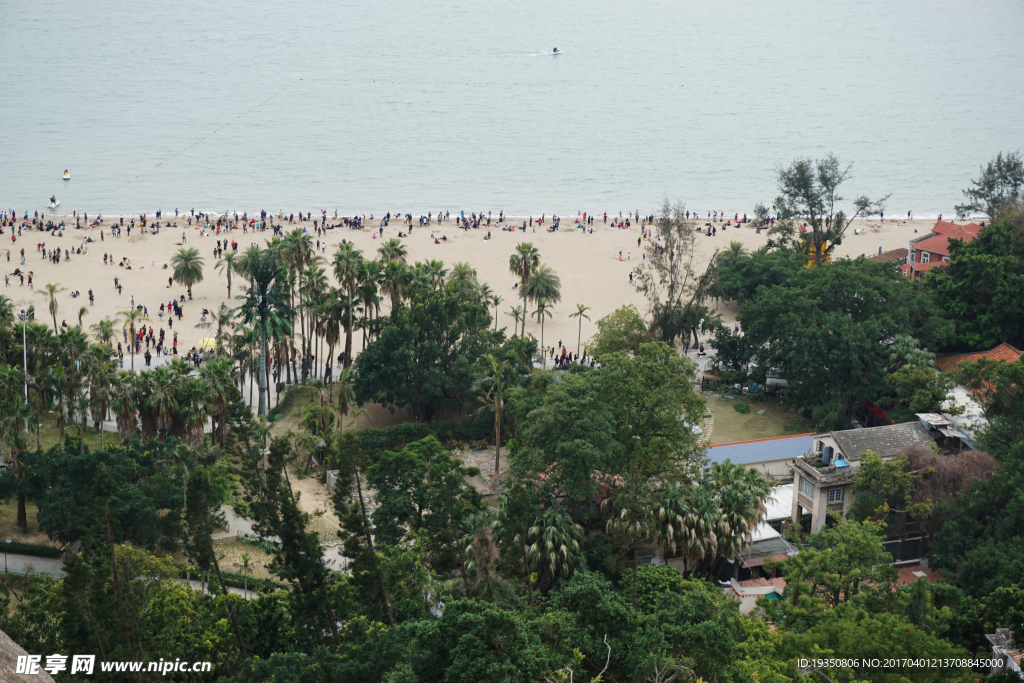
2,0,1022,217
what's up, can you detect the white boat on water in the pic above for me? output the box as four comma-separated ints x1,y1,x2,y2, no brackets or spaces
47,200,60,209
62,171,70,180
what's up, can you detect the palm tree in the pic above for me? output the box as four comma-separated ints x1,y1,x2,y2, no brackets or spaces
527,506,584,589
568,303,591,356
334,367,357,435
90,317,116,347
171,247,205,300
712,462,772,562
38,283,65,334
233,553,256,599
655,480,721,576
425,259,448,290
508,242,540,335
603,475,658,610
194,302,235,348
382,260,408,311
523,264,561,339
472,355,507,478
532,300,553,367
178,377,213,451
76,306,89,329
108,372,139,444
377,237,408,264
332,243,364,369
489,294,502,331
507,305,523,338
447,262,478,301
200,356,234,446
237,249,293,416
216,251,239,297
887,334,935,371
118,308,151,370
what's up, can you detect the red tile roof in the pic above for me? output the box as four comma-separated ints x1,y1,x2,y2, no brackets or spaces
914,227,980,258
741,553,790,569
911,260,949,273
932,220,983,236
896,564,943,586
935,343,1024,373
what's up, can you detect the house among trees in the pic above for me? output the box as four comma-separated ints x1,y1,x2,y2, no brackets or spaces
790,422,934,535
904,220,984,278
936,342,1023,446
985,629,1023,676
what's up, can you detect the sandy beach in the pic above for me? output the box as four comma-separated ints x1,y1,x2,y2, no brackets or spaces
2,214,945,359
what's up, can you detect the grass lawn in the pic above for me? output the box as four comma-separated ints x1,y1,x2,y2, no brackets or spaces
0,495,54,545
705,395,813,445
22,411,115,453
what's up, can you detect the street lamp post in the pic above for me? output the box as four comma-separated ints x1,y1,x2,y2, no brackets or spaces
4,538,10,574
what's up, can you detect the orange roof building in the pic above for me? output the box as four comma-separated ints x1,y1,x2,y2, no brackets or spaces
907,220,984,277
935,342,1023,373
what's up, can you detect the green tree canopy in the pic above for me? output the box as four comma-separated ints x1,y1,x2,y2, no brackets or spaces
587,304,649,359
927,217,1024,349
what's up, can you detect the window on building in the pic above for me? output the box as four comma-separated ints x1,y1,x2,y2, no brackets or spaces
921,252,930,263
942,256,949,262
800,479,814,498
828,487,844,503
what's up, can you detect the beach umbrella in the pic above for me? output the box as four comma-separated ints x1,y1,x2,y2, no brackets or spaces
199,337,217,347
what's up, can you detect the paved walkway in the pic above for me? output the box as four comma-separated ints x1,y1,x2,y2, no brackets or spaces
1,553,252,599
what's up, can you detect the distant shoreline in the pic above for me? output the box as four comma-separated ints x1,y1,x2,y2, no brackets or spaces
31,209,984,222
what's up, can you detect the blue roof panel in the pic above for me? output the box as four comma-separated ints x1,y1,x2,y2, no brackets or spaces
706,434,814,466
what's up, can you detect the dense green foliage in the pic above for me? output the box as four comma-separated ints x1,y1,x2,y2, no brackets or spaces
725,256,953,429
927,213,1024,349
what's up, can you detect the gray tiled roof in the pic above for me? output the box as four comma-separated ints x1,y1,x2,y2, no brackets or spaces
706,434,813,466
831,421,933,460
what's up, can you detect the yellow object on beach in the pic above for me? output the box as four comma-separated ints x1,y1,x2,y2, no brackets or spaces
199,337,217,347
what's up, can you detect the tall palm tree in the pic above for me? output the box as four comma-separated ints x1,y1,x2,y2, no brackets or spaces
507,305,523,338
334,367,357,435
712,462,772,562
108,371,139,444
38,282,65,334
233,553,256,599
472,354,508,477
200,357,234,446
489,294,502,331
118,308,151,370
425,259,448,290
382,260,408,311
301,263,329,379
332,243,364,369
508,242,540,335
171,247,205,300
532,301,553,367
603,475,658,611
447,262,478,302
569,304,591,356
178,377,213,451
523,264,560,339
216,251,239,297
237,248,293,417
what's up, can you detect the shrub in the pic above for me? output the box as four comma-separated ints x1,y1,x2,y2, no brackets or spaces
733,402,751,414
3,541,62,559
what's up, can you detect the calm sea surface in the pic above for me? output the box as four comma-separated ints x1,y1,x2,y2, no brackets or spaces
2,0,1022,217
